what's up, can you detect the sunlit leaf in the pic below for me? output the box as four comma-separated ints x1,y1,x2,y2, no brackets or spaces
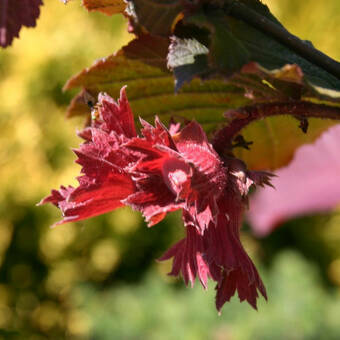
64,34,339,170
234,115,335,170
64,35,248,135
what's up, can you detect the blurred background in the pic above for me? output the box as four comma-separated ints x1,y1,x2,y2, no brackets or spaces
0,0,340,339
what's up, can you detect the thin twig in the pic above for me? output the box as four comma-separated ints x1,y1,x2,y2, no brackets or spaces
212,101,340,152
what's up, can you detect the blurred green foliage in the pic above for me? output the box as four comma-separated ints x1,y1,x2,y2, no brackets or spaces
73,251,340,340
0,0,339,339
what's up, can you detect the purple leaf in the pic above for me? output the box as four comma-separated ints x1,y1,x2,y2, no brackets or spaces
248,124,340,236
0,0,43,48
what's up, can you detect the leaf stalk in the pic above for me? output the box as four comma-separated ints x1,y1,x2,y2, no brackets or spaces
213,101,340,152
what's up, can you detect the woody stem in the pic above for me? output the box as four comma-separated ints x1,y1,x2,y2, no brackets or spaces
212,101,340,153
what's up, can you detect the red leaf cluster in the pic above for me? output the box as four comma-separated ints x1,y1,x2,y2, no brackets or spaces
40,87,273,311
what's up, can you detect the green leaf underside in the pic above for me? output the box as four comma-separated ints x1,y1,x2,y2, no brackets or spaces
65,35,339,170
82,0,126,15
66,62,247,129
64,35,247,132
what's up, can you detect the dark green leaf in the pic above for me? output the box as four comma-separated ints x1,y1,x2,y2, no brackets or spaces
129,0,182,36
185,11,250,73
169,0,340,100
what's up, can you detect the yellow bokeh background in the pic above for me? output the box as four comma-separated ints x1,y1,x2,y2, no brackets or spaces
0,1,340,339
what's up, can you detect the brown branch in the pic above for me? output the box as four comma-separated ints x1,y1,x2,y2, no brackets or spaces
212,101,340,153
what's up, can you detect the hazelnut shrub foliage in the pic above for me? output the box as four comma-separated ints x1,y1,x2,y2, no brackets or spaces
3,0,340,312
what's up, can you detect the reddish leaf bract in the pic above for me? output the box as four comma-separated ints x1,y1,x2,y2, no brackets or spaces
41,88,273,311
